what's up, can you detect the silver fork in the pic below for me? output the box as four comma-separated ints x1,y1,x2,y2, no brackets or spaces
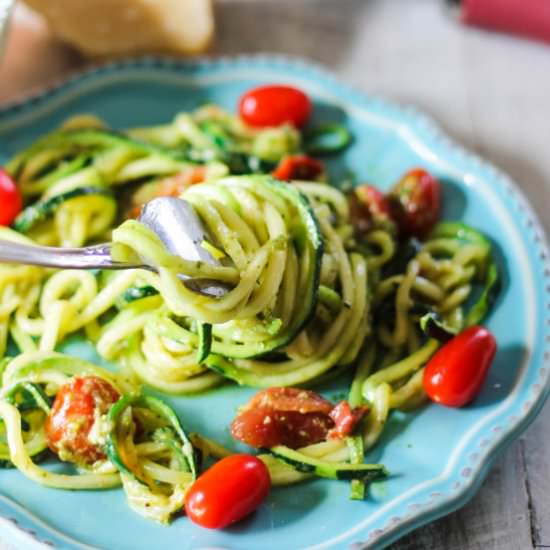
0,197,230,297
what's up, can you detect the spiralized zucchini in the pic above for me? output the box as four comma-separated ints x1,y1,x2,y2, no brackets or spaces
0,106,500,521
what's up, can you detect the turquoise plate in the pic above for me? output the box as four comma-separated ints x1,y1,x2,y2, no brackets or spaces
0,56,548,550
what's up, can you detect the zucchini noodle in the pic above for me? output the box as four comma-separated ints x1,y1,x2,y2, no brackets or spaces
0,105,500,521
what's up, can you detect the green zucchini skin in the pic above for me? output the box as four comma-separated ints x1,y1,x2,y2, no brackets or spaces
0,383,52,465
2,355,120,391
304,124,353,156
0,449,50,470
13,187,114,233
106,394,197,483
35,128,188,162
5,382,52,414
429,221,500,326
196,323,212,364
157,175,324,362
206,177,323,360
116,286,159,309
266,445,387,482
429,221,490,248
257,178,323,339
465,260,500,327
419,312,457,342
0,459,15,469
347,435,367,500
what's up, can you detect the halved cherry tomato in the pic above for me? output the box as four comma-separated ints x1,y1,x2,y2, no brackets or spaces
349,184,393,234
328,401,369,439
231,387,333,448
272,155,324,181
185,454,271,529
231,407,333,449
246,387,333,414
239,85,312,128
231,387,367,448
0,169,23,226
423,325,497,407
45,376,120,465
388,168,441,238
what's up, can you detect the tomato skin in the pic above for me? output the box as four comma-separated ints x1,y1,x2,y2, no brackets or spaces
230,388,370,447
272,155,324,181
231,387,334,448
423,326,497,407
239,85,312,128
185,454,271,529
231,407,333,449
350,184,394,234
246,387,333,414
328,401,369,439
45,376,120,465
388,168,441,238
0,169,23,226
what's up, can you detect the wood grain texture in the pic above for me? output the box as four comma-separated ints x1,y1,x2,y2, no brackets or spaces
391,437,534,550
521,403,550,548
218,6,550,546
1,1,550,549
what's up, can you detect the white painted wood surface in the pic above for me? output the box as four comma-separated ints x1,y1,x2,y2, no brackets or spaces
1,1,550,548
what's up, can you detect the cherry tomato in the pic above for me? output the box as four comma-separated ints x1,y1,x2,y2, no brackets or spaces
350,184,394,234
0,169,23,226
272,155,324,181
388,168,441,238
185,454,271,529
46,376,120,465
423,325,497,407
231,387,334,448
328,401,369,439
239,85,312,128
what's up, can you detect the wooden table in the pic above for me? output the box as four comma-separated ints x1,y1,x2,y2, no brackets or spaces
1,1,549,548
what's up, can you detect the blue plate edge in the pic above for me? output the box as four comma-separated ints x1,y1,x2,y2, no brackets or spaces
0,54,549,550
368,381,550,550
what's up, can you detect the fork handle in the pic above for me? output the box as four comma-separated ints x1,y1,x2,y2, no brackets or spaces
0,240,144,270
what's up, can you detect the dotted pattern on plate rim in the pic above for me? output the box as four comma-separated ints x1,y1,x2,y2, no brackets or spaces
1,55,549,550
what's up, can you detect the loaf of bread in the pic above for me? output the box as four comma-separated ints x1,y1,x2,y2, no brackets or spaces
23,0,214,57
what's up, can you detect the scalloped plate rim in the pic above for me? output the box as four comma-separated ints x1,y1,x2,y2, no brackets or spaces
0,54,548,550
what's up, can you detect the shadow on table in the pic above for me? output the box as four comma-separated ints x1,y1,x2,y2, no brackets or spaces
213,0,369,69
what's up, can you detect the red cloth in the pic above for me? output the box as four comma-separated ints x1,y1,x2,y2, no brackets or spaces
463,0,550,43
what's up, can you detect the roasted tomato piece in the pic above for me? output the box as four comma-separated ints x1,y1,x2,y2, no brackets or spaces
246,387,333,414
272,155,324,181
388,168,441,238
328,401,369,439
232,388,339,448
231,407,333,449
46,376,120,465
349,184,394,234
231,388,369,448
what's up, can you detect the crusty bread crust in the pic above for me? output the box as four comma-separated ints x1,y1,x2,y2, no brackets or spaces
23,0,214,56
